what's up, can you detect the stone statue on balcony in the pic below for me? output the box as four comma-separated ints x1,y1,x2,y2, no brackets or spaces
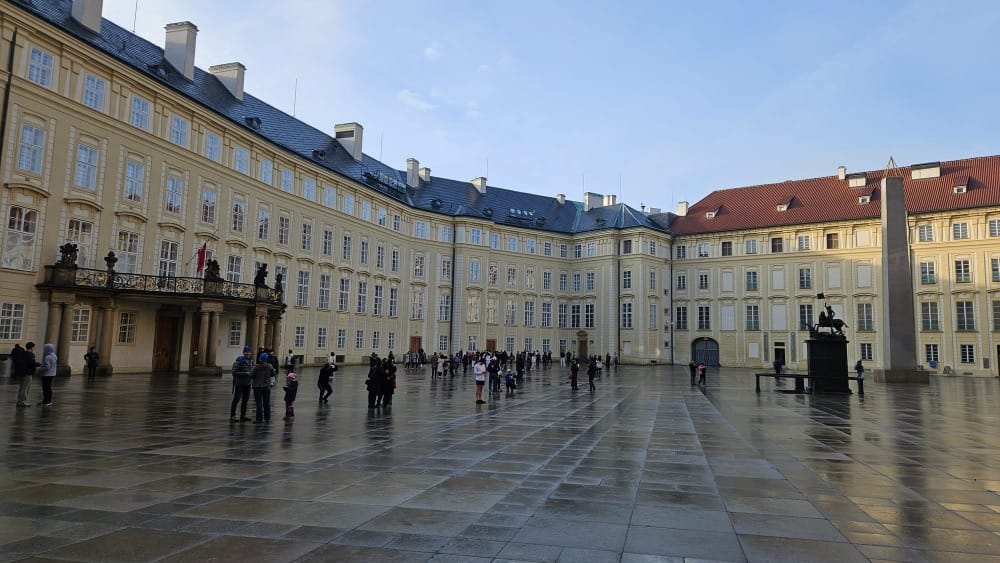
254,263,268,287
56,243,79,268
104,251,118,272
203,259,222,282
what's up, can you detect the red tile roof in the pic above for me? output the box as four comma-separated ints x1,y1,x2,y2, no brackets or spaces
670,155,1000,235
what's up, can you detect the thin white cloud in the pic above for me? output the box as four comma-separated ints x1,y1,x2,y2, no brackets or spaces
397,89,434,112
465,100,480,118
424,44,441,60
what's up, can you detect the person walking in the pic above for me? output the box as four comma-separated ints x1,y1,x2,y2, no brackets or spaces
317,359,335,404
12,342,39,407
38,343,57,406
282,372,298,420
230,346,254,422
855,360,865,379
84,347,100,380
587,359,597,392
283,349,295,376
251,352,275,423
569,358,580,391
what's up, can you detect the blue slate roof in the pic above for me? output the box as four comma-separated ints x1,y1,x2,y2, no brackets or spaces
16,0,669,236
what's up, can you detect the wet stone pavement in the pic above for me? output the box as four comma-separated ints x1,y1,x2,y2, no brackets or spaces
1,364,999,562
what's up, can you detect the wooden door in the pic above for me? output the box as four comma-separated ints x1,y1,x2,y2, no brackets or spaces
486,339,496,352
578,340,588,360
153,315,180,373
409,336,422,353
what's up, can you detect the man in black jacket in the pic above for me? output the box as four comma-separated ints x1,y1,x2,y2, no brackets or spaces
12,342,39,407
230,346,254,422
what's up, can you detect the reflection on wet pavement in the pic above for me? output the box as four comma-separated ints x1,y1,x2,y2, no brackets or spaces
1,364,999,562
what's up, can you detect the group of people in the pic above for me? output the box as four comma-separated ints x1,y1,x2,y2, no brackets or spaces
365,353,397,408
230,346,304,423
9,341,57,407
688,359,708,386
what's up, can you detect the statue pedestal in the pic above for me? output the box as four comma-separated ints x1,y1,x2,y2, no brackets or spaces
807,337,852,394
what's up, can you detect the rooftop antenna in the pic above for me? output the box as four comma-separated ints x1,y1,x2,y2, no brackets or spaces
618,169,623,200
131,0,139,33
292,78,298,117
882,155,902,179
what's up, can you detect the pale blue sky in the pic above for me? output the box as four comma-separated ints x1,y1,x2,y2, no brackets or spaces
103,0,1000,210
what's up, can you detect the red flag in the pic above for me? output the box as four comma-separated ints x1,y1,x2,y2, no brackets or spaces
196,242,207,275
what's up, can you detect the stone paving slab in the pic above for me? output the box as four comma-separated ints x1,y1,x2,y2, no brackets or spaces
2,364,1000,561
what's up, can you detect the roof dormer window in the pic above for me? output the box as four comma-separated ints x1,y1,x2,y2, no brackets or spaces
847,173,867,188
911,161,941,180
953,176,968,194
776,204,788,212
857,195,870,204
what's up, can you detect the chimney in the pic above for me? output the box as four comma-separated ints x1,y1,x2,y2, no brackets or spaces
334,122,364,162
471,177,487,194
676,201,689,216
556,194,565,205
406,158,420,188
419,167,431,182
648,207,661,215
210,62,245,101
71,0,103,34
164,22,198,81
603,194,617,207
837,165,846,180
583,192,603,212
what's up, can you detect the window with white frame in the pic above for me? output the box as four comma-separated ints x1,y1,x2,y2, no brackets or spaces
677,274,687,290
388,287,398,317
543,271,552,290
413,254,425,278
697,306,710,330
343,193,354,214
584,303,594,328
541,302,552,327
295,270,310,307
526,267,535,290
123,158,145,203
558,303,568,328
990,219,1000,238
586,242,596,257
623,269,632,290
508,236,518,252
917,224,933,242
649,240,657,256
69,307,90,343
357,280,368,314
234,146,249,174
118,311,137,344
28,46,54,87
360,201,371,221
956,301,975,331
338,278,350,311
303,178,316,201
955,259,971,283
278,216,290,245
228,320,242,346
921,302,939,331
318,274,331,309
623,240,633,254
231,200,246,233
925,343,938,364
17,122,45,175
411,289,424,320
201,187,217,224
260,158,273,185
489,233,499,249
648,303,657,330
391,249,399,272
440,226,453,243
675,306,688,330
274,265,287,293
920,261,936,284
342,234,352,261
524,300,535,326
698,243,710,257
65,218,93,268
439,292,451,321
388,331,396,350
574,244,582,258
466,228,481,245
165,173,183,214
649,270,658,290
376,243,385,268
4,206,38,271
324,186,335,207
994,300,1000,331
372,331,380,349
621,302,633,328
953,222,969,240
355,330,365,349
525,239,536,254
130,96,150,129
544,241,553,256
676,245,687,259
746,304,760,330
392,214,401,232
505,298,517,325
523,338,532,352
992,257,1000,282
746,270,758,291
411,221,427,239
799,304,813,330
377,208,387,226
294,326,306,347
857,303,873,331
320,228,333,256
559,244,568,258
170,115,189,147
158,240,179,278
373,284,383,316
441,257,452,280
317,327,328,349
559,272,567,291
799,267,812,289
698,273,709,290
204,132,221,162
797,236,810,251
301,222,312,252
115,230,139,273
467,294,480,322
486,296,497,324
280,168,293,192
505,337,515,354
226,255,242,283
859,343,873,361
74,143,98,190
337,328,346,348
467,336,476,352
257,207,270,240
469,259,480,282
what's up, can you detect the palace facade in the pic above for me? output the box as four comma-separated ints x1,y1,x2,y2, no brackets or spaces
0,1,997,377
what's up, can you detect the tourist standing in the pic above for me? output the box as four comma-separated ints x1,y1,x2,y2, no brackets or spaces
697,363,706,386
252,352,275,423
230,346,254,422
38,343,57,406
587,359,597,392
855,360,865,379
473,357,486,404
570,358,580,391
688,359,697,385
84,347,100,380
12,342,39,408
282,372,298,420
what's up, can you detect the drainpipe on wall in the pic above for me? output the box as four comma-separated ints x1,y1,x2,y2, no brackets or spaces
0,29,19,164
448,238,457,356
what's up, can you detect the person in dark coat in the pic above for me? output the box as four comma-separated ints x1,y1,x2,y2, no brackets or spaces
367,361,382,408
84,346,100,380
569,358,580,391
697,363,707,386
251,353,275,423
230,346,254,422
317,360,335,404
282,372,298,420
382,358,396,406
688,359,697,385
12,342,39,407
587,360,597,392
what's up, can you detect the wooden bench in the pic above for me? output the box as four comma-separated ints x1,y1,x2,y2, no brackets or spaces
755,372,865,396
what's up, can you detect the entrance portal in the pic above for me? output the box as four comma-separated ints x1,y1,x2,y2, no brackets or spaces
692,337,719,366
152,313,182,374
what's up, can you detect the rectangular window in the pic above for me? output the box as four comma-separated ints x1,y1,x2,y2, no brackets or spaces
622,270,632,290
469,260,481,283
992,258,1000,282
228,320,242,347
799,267,812,289
170,115,189,147
373,284,383,316
130,96,150,129
414,221,428,239
559,244,568,258
583,271,593,291
230,200,246,233
467,294,480,322
201,187,217,224
505,299,516,325
746,271,758,291
274,266,287,294
65,219,93,268
572,244,581,259
505,337,515,354
117,311,137,344
470,228,482,245
698,273,709,290
558,304,568,328
303,178,316,201
746,304,760,331
281,168,294,192
487,296,497,324
572,273,581,292
543,271,552,290
990,219,1000,238
558,272,567,292
392,214,401,232
587,242,597,256
294,326,306,348
583,303,594,328
226,255,242,283
857,303,873,331
324,186,336,208
698,243,709,257
440,226,453,243
675,306,688,330
955,259,971,283
920,261,936,284
115,230,139,273
648,240,657,256
541,302,552,327
122,159,145,203
343,193,355,214
17,123,45,175
318,274,331,309
257,208,270,240
70,308,90,343
441,257,452,280
960,344,975,364
27,47,53,87
676,245,687,259
917,224,933,242
619,302,633,328
649,271,657,291
797,235,810,251
204,132,221,161
953,222,969,240
377,208,387,226
338,278,350,311
925,343,938,364
697,306,710,330
921,302,939,331
994,300,1000,331
317,327,328,349
544,241,553,256
356,330,365,349
389,287,398,317
0,303,24,340
337,329,346,349
622,240,633,255
488,233,499,249
342,235,352,261
376,244,385,268
357,281,368,314
233,147,249,174
799,304,813,330
391,249,399,272
295,271,310,307
745,239,757,254
388,332,396,350
413,254,425,278
860,343,873,361
677,274,687,290
162,174,183,215
524,238,535,254
411,290,424,320
771,237,784,253
158,240,179,278
648,303,657,330
524,300,535,326
826,233,839,249
74,143,99,190
301,223,312,252
260,158,273,185
322,229,334,256
721,241,733,256
956,301,975,331
508,236,518,252
359,240,369,264
571,304,581,328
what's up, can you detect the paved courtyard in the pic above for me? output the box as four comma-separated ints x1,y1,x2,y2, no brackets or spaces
1,363,999,562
